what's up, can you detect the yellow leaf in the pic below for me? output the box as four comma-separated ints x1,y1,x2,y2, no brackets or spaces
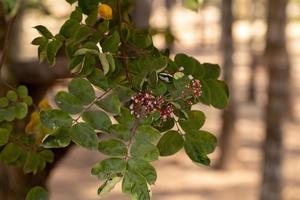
38,99,51,111
25,112,40,134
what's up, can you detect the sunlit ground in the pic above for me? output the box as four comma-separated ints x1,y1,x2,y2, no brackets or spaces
15,0,300,199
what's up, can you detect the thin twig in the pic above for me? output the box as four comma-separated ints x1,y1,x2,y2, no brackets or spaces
175,120,185,136
117,0,131,81
73,88,113,123
120,46,131,81
124,122,139,161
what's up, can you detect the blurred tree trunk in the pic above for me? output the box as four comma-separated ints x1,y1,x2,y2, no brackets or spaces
132,0,152,29
0,3,7,96
0,148,72,200
0,3,71,199
260,0,289,200
0,166,48,200
165,0,175,51
248,0,259,103
215,0,237,169
0,3,6,48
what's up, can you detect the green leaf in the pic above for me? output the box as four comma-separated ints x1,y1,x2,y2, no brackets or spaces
138,56,167,73
40,109,72,130
198,79,211,105
0,143,22,164
206,80,228,109
74,48,98,56
154,118,175,132
66,0,77,4
99,53,110,75
113,85,135,102
70,6,82,22
97,177,122,197
82,111,111,131
78,0,100,14
37,37,48,63
34,25,53,39
182,0,202,11
151,81,167,96
173,76,190,90
80,54,96,76
60,19,81,38
2,107,16,122
68,78,95,105
157,130,184,156
47,38,62,65
203,63,221,79
25,186,48,200
109,124,131,141
15,102,28,119
0,128,10,146
135,125,160,144
129,30,152,49
23,96,33,106
85,8,98,26
128,158,157,185
42,127,71,148
184,130,217,166
39,150,54,163
114,108,135,129
122,169,150,200
23,153,40,174
74,25,94,42
55,91,83,114
91,158,126,179
130,141,159,161
178,110,205,132
98,139,127,157
17,85,28,98
97,20,110,35
106,53,116,73
219,80,230,97
70,123,98,150
102,31,120,53
0,97,9,108
174,53,196,75
87,68,109,90
96,94,121,115
31,36,47,46
6,90,17,102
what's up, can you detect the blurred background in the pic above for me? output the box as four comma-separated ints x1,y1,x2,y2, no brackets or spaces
0,0,299,200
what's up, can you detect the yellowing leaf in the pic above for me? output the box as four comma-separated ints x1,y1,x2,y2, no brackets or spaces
38,99,51,111
25,112,40,134
25,111,50,144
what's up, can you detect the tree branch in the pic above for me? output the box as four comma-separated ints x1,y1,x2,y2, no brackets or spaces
73,88,113,123
117,0,131,81
0,15,16,75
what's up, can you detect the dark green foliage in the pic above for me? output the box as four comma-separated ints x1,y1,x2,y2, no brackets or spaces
70,123,98,150
157,131,184,156
25,186,48,200
1,0,230,199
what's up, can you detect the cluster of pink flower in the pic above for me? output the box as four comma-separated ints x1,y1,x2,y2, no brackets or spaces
183,79,203,106
189,79,202,97
129,91,174,120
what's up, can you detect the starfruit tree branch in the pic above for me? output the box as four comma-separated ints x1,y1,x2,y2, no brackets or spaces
73,87,113,123
124,121,139,161
117,0,131,82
